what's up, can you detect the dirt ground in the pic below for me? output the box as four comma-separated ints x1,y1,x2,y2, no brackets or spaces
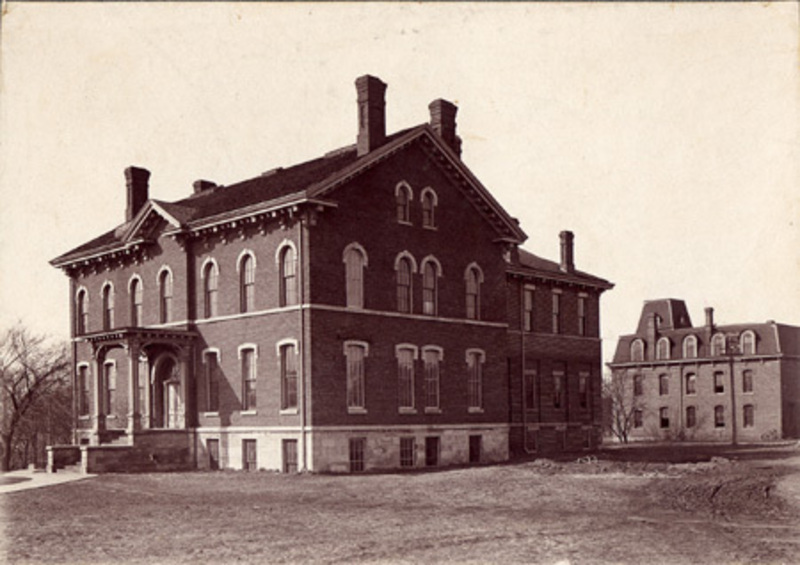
3,443,800,564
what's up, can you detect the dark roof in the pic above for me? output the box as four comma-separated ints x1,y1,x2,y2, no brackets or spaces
635,299,693,334
511,248,613,290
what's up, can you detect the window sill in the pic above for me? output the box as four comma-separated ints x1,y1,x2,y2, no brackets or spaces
424,407,441,414
240,410,257,416
399,407,417,415
78,415,91,420
106,415,117,420
468,407,484,414
280,408,299,415
348,407,367,415
423,225,438,231
398,220,413,227
202,412,220,417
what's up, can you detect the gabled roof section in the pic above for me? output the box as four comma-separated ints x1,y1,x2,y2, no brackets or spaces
509,248,613,290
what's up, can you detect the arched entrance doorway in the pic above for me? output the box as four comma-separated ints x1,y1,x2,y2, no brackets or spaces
151,354,185,429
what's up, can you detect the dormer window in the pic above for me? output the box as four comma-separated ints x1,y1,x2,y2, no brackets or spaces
630,339,644,362
395,182,412,224
711,333,726,356
682,335,697,359
740,330,756,355
421,187,437,229
656,337,670,360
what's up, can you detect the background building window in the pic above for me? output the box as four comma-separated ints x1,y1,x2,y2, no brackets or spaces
396,183,411,223
659,374,669,396
281,343,298,410
683,335,697,359
578,295,587,336
714,371,725,394
711,333,726,356
240,254,255,313
631,339,644,362
741,331,756,355
743,369,753,393
714,405,725,427
659,407,669,429
159,270,173,323
467,350,484,410
578,371,589,409
633,409,643,428
396,257,412,313
280,246,297,306
343,244,366,309
102,284,114,330
685,373,697,395
551,292,561,334
423,348,441,410
656,338,670,360
743,404,754,428
204,351,220,412
242,439,257,471
633,374,643,396
346,343,367,411
552,366,564,409
130,279,143,326
204,262,218,318
686,406,696,428
76,290,88,334
241,348,256,410
349,438,366,472
422,261,437,316
524,367,537,411
466,267,482,321
421,188,436,228
523,288,534,332
397,347,416,410
400,437,415,467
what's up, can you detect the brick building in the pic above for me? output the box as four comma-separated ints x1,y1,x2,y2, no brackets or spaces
49,76,612,473
608,299,800,442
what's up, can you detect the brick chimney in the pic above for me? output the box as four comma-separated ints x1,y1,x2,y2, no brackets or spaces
125,166,150,222
356,75,387,157
705,307,715,329
559,231,575,273
429,99,461,156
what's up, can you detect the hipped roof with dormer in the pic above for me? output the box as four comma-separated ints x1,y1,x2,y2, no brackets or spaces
51,125,528,270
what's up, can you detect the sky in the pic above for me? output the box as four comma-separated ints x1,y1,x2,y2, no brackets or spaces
1,2,798,366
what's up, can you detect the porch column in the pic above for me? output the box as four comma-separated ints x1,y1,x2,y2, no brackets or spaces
143,354,152,429
91,349,106,442
126,342,142,434
178,347,192,429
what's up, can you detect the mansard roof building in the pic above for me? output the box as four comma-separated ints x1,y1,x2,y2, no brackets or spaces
50,76,612,473
608,299,800,442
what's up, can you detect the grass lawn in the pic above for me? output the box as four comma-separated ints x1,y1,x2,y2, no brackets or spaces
4,443,800,564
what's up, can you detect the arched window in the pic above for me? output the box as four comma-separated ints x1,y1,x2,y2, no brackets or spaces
279,245,297,306
76,289,88,334
685,372,697,395
130,278,143,327
102,284,114,330
396,182,412,224
396,255,414,313
711,333,726,356
630,339,645,362
203,261,219,318
421,187,437,228
682,335,698,359
343,243,367,309
159,269,173,323
465,264,482,320
239,253,255,313
421,259,439,316
740,330,756,355
656,337,670,360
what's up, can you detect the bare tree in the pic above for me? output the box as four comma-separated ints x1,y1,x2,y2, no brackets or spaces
0,324,70,471
602,370,644,444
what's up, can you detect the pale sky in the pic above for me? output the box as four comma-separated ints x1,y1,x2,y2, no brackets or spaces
1,3,798,365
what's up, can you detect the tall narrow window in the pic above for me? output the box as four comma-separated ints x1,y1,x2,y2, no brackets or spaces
553,365,564,409
349,438,366,472
77,365,90,416
686,406,696,428
400,437,415,468
280,343,298,410
241,348,256,411
104,361,116,416
396,257,412,313
714,405,725,427
578,295,587,336
578,370,589,409
743,369,753,393
130,278,143,327
102,284,114,330
280,246,297,306
467,350,484,410
159,269,173,323
743,404,754,428
523,287,534,331
397,346,416,411
683,335,698,359
711,333,726,356
422,261,437,316
740,331,756,355
465,266,482,321
656,338,670,360
343,244,367,309
204,262,218,318
396,183,411,223
345,342,367,412
204,351,220,412
552,292,561,334
524,366,538,411
630,339,644,362
633,374,643,396
76,290,88,334
421,188,437,228
659,374,669,396
242,439,257,471
714,371,725,394
685,373,697,395
659,407,670,429
240,254,255,313
633,409,643,428
423,347,441,410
